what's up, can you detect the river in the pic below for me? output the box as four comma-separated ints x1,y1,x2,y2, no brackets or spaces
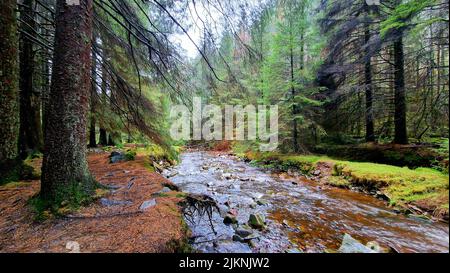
165,152,449,253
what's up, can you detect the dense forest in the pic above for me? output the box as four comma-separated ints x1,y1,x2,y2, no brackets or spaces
0,0,448,253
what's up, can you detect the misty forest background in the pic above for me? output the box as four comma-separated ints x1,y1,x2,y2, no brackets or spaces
0,0,449,217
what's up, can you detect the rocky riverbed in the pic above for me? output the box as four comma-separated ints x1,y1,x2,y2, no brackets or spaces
164,152,449,253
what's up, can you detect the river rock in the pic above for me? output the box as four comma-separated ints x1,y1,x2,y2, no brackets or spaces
165,170,178,178
232,234,245,243
338,234,376,253
140,199,157,211
235,226,253,238
256,199,268,206
223,173,232,180
223,214,238,225
248,214,266,229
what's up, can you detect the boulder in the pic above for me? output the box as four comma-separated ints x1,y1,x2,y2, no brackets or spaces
248,214,266,229
109,151,125,163
235,226,253,238
338,234,376,253
223,214,238,225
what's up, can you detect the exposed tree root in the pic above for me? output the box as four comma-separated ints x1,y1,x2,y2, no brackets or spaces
179,194,220,235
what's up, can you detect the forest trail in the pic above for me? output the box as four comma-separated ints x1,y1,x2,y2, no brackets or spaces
166,151,449,253
0,152,186,253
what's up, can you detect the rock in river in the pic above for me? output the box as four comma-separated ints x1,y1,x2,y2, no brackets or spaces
338,234,376,253
223,214,238,225
248,214,266,229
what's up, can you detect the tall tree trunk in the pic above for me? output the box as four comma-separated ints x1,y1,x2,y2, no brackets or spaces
0,0,20,180
98,56,108,146
19,0,43,158
89,116,97,147
107,134,116,146
393,34,408,144
364,19,375,142
99,128,108,146
40,0,95,204
89,47,97,148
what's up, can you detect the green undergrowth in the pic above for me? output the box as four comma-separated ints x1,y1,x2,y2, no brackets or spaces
29,179,106,222
239,149,449,216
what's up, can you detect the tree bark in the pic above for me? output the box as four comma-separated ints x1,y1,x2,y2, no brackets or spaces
89,47,97,148
364,19,375,142
0,0,20,179
393,34,408,144
19,0,44,158
40,0,95,204
99,128,108,146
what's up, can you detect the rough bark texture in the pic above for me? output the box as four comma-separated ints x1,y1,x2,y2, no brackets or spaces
40,0,95,203
89,49,97,148
99,128,108,146
0,0,20,175
19,0,44,158
364,23,375,142
393,35,408,144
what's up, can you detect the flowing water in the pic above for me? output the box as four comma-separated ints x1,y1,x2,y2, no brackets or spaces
166,152,449,253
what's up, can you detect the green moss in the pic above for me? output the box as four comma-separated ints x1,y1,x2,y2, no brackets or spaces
124,149,137,161
29,177,101,221
327,176,351,188
0,159,39,185
245,151,449,213
165,218,195,253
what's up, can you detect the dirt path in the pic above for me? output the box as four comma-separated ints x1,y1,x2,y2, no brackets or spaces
0,152,186,253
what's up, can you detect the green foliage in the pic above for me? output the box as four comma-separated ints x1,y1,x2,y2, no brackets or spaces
244,151,449,212
125,149,137,161
29,178,101,221
381,0,439,36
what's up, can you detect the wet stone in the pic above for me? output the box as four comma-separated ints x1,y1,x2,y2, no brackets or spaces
248,214,266,229
338,234,376,253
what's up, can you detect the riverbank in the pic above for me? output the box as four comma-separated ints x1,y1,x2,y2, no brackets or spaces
239,151,449,222
0,150,189,253
165,151,449,253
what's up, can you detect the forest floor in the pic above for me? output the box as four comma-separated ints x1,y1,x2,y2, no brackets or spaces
0,151,188,253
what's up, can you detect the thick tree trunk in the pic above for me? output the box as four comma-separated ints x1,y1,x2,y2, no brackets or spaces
19,0,44,158
89,116,97,148
393,34,408,144
107,134,116,146
99,128,108,146
0,0,20,179
364,24,375,142
89,48,97,148
40,0,95,204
